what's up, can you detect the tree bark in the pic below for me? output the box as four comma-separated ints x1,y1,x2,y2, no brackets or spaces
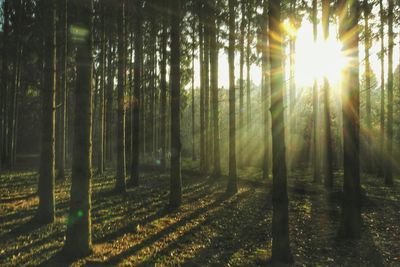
385,0,394,186
227,0,237,194
322,0,334,190
262,0,270,180
210,0,221,177
312,0,320,183
0,0,10,169
64,0,93,256
338,0,362,238
115,0,126,192
269,0,293,262
169,0,182,208
35,0,56,225
130,0,142,187
378,0,384,178
160,8,167,170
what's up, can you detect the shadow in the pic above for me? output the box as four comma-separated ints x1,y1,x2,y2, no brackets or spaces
102,191,234,265
138,188,263,266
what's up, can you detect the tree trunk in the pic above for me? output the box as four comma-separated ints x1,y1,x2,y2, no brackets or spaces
169,0,182,208
338,0,362,238
35,0,56,225
385,0,394,186
160,11,167,170
97,0,105,175
191,17,196,161
210,0,221,177
115,0,126,192
203,2,211,172
64,0,93,257
130,0,142,187
239,0,245,166
199,8,205,173
312,0,320,183
105,41,114,162
378,0,384,178
262,0,269,180
245,2,251,162
322,0,333,190
227,0,237,194
0,0,10,169
363,0,372,173
269,0,293,262
289,0,296,171
56,0,67,179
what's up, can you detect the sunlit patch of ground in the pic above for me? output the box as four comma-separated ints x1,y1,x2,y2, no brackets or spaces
0,167,399,266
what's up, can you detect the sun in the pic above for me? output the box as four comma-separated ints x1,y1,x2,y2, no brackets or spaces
292,21,348,88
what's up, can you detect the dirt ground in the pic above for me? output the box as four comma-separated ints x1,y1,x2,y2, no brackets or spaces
0,166,399,266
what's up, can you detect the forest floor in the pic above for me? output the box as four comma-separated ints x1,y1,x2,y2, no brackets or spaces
0,162,399,267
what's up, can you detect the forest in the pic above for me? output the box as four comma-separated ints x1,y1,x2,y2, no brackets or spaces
0,0,399,266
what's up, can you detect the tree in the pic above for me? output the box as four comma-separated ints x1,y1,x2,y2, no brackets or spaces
269,0,293,262
385,0,394,186
199,3,206,173
362,0,372,173
210,0,221,177
322,0,334,190
97,0,106,175
312,0,320,183
115,0,126,192
130,0,142,187
0,0,10,169
261,0,270,180
169,0,182,208
159,1,167,170
56,0,68,179
34,0,56,225
378,0,385,178
338,0,362,238
227,0,238,194
239,0,246,165
63,0,94,257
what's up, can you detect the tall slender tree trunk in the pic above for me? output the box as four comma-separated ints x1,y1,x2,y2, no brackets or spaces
245,2,251,162
191,17,196,161
199,8,205,173
203,3,211,172
8,0,23,170
210,0,221,177
238,0,245,166
97,0,106,175
262,0,269,180
322,0,333,190
269,0,293,262
64,0,93,256
169,0,182,208
289,0,296,171
339,0,362,238
130,0,142,187
0,0,10,169
115,0,126,192
363,0,372,173
56,0,67,179
385,0,394,186
312,0,320,183
378,0,385,178
35,0,56,225
105,41,114,162
227,0,238,194
160,10,167,170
